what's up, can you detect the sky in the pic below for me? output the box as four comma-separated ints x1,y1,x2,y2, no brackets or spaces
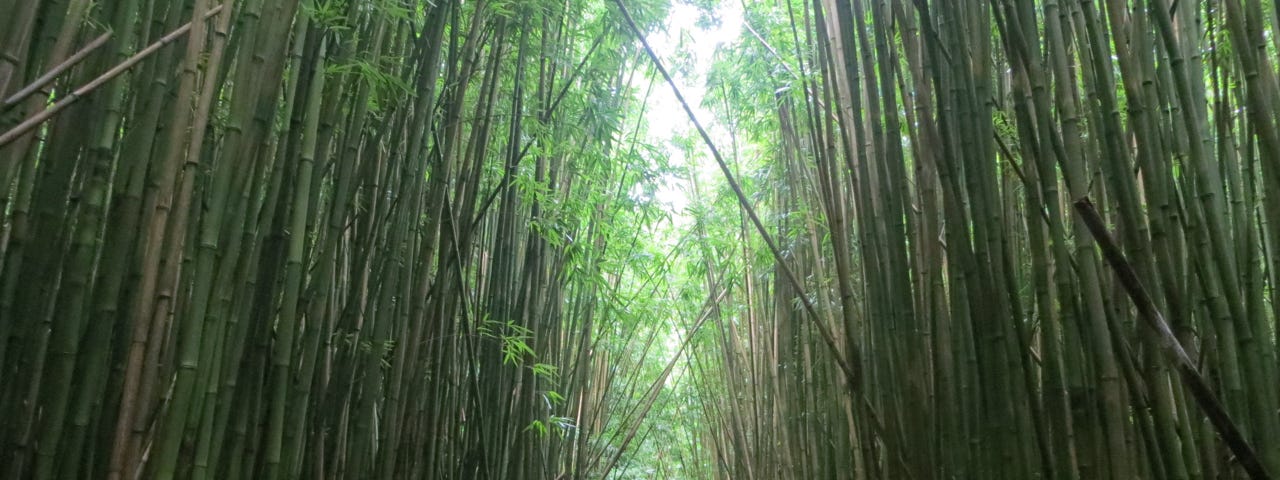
642,1,744,219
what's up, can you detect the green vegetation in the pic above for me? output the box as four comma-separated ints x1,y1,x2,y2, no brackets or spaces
2,0,1279,478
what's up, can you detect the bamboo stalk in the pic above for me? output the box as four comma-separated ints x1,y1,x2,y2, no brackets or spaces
1,31,112,107
1074,197,1271,480
0,5,224,148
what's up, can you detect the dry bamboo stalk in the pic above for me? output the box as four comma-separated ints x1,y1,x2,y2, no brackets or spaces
2,31,112,107
0,5,224,148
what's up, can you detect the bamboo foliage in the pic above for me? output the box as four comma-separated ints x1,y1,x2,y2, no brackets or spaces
0,0,690,478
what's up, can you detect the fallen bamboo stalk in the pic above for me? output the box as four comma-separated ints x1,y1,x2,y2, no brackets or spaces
1073,196,1271,480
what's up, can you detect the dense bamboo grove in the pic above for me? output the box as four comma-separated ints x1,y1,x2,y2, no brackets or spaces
2,0,1280,478
685,0,1280,478
0,0,703,478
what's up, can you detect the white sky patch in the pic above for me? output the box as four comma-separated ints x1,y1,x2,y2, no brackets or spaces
634,1,745,403
645,1,744,220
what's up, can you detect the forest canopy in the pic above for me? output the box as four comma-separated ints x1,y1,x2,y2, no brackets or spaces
1,0,1279,478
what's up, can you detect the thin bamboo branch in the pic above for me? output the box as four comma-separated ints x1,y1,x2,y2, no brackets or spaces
0,5,224,148
2,30,112,107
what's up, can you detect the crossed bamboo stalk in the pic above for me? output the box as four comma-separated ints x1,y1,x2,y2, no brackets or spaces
1075,197,1270,480
0,4,225,148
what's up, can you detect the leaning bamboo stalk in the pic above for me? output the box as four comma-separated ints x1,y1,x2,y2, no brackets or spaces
612,3,928,477
0,4,224,148
611,0,858,388
1074,197,1271,480
596,285,726,479
2,30,112,107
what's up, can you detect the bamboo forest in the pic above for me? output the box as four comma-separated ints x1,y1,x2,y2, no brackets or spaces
7,0,1280,477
